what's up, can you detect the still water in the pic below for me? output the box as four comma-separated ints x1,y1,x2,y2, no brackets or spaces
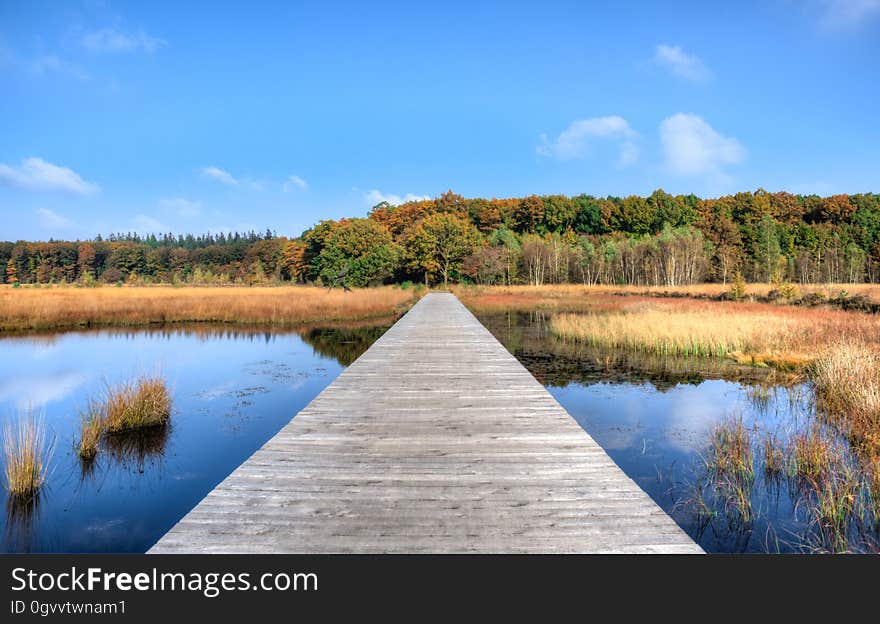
0,324,388,553
3,313,876,553
477,310,878,553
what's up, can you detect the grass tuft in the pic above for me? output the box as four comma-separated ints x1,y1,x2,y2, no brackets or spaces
75,376,173,462
2,414,53,499
76,401,105,461
102,376,171,433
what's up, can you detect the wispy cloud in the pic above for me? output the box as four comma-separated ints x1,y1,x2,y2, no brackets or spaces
28,54,89,79
36,207,75,230
159,197,202,217
198,166,269,191
0,157,99,195
363,189,429,206
134,214,168,233
200,166,238,186
283,175,308,192
818,0,880,28
659,113,745,177
81,27,166,54
538,115,638,165
654,44,711,81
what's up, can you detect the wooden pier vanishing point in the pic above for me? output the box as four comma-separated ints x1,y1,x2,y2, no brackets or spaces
150,292,702,553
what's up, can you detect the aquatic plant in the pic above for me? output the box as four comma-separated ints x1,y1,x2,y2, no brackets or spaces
76,402,105,461
790,427,835,483
101,376,172,433
74,376,173,464
807,465,861,553
762,432,786,478
705,418,756,522
2,414,53,499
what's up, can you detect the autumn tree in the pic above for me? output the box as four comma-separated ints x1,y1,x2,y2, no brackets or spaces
462,246,506,284
513,195,544,233
402,213,481,287
280,240,307,282
5,259,18,284
318,218,400,287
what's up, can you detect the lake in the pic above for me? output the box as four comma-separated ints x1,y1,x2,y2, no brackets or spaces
0,324,388,553
2,312,877,553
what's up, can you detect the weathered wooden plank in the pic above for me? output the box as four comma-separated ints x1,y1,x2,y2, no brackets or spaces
150,292,702,553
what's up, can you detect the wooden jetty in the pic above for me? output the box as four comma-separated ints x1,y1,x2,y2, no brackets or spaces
150,292,702,553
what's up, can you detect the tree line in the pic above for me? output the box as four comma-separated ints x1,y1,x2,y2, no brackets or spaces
3,189,879,287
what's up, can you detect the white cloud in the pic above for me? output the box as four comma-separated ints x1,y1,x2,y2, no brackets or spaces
0,157,99,194
363,189,430,206
81,27,166,54
159,197,202,217
200,166,238,186
283,175,308,192
134,214,168,232
654,44,711,81
659,113,745,176
818,0,880,28
537,116,638,164
36,208,75,230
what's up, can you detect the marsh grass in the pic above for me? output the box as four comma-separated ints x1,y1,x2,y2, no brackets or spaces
548,302,877,369
76,402,104,461
75,376,172,463
101,377,171,433
455,282,880,308
705,418,756,523
790,426,836,483
810,341,880,459
808,465,861,553
458,285,880,371
0,285,420,333
2,415,54,500
762,432,786,478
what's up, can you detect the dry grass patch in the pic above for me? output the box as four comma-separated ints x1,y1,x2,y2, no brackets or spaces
545,297,880,369
0,285,420,333
455,283,880,310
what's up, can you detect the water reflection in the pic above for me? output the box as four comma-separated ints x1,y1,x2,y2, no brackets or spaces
4,492,43,553
300,326,389,366
0,322,390,553
102,425,171,473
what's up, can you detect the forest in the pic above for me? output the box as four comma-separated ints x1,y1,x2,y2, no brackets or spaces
3,189,880,287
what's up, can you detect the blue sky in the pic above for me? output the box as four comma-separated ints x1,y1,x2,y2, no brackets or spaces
1,1,879,241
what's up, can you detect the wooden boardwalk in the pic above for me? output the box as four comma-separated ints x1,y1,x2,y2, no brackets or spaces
150,293,702,553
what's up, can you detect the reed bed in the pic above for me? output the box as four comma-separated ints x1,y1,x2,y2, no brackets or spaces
811,342,880,458
546,298,880,369
455,282,880,308
2,415,53,499
0,285,419,333
698,418,879,552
